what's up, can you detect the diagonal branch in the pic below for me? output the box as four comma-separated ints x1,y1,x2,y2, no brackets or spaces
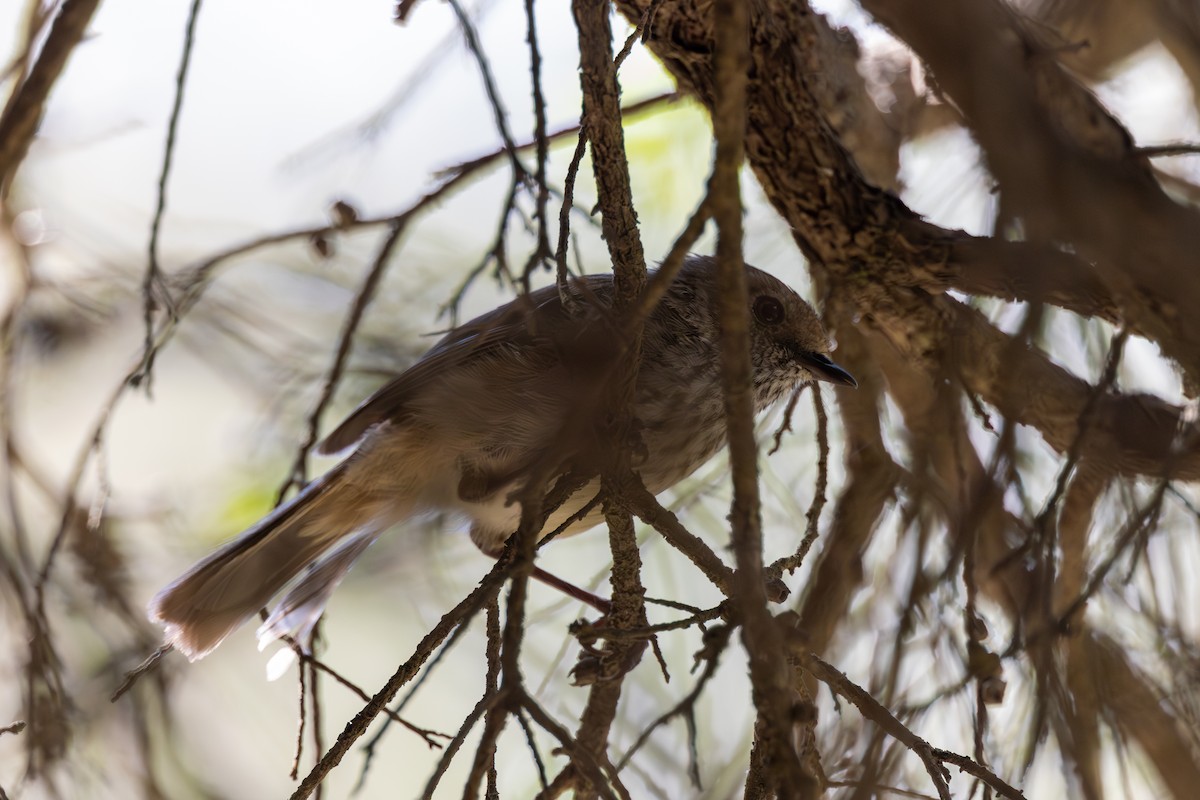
0,0,102,193
861,0,1200,387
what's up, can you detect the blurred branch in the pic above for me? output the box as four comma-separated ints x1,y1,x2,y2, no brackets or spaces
863,0,1200,388
937,297,1198,479
0,0,102,195
137,0,203,392
1079,632,1200,800
945,237,1122,328
0,205,37,576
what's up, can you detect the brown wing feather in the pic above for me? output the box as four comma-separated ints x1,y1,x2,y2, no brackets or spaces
316,275,613,456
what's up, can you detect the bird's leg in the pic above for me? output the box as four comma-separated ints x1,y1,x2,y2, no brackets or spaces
528,565,612,615
481,546,611,615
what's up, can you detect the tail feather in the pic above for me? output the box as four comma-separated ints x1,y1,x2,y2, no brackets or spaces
256,529,380,650
148,464,385,661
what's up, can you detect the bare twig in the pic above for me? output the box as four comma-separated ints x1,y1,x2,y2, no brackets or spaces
767,387,830,578
110,645,171,702
521,0,552,286
616,624,732,778
136,0,202,391
932,749,1027,800
523,691,626,800
418,691,497,799
289,561,509,799
276,220,408,501
1136,142,1200,158
446,0,524,177
290,642,309,780
624,481,733,595
0,721,26,736
801,652,953,800
555,131,588,301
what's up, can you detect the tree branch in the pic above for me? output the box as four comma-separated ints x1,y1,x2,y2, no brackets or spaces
0,0,102,193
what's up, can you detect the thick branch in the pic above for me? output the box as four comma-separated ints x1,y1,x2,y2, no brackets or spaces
614,0,1173,367
937,296,1198,479
0,0,102,193
862,0,1200,387
575,0,646,293
1082,632,1200,800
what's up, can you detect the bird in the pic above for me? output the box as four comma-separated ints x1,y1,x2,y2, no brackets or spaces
148,255,856,660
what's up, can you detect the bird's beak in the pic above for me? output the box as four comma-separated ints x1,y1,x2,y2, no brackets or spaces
798,352,858,388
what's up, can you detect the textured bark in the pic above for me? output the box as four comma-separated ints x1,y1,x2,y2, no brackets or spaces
610,3,1200,796
615,0,1199,480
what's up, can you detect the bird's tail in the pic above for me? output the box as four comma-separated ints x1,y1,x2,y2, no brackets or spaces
148,463,391,661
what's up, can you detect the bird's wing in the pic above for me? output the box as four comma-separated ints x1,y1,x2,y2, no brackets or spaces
316,275,613,456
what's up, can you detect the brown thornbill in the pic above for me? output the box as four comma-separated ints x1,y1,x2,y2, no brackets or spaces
149,255,856,660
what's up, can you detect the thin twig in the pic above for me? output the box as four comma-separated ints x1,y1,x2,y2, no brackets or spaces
515,708,550,790
801,652,953,800
289,563,509,799
768,385,806,455
446,0,524,177
615,624,731,776
932,749,1028,800
418,691,498,799
354,615,476,790
522,691,624,800
136,0,202,391
283,643,450,749
1034,328,1128,531
1135,142,1200,158
767,387,829,577
555,130,588,303
276,220,409,501
521,0,552,288
290,645,309,780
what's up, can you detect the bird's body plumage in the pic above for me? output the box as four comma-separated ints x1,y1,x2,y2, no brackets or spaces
149,256,855,660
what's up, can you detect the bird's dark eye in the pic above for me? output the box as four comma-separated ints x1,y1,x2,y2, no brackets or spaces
752,295,785,326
